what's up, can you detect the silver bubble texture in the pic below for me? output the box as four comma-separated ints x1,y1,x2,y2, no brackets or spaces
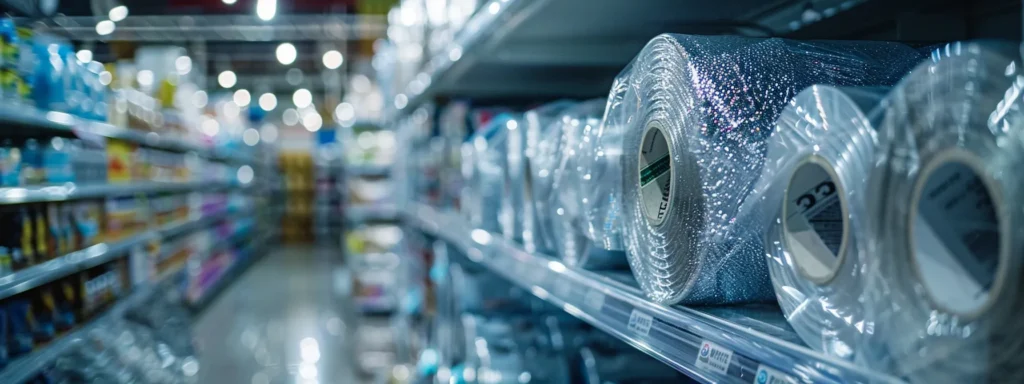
760,85,893,361
466,114,514,233
863,42,1024,383
522,100,577,253
616,34,922,305
550,101,605,264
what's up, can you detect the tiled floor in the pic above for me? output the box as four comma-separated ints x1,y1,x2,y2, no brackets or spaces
192,246,357,384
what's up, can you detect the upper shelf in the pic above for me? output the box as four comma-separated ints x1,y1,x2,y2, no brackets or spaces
0,180,242,205
385,0,1020,122
0,105,254,164
405,203,902,384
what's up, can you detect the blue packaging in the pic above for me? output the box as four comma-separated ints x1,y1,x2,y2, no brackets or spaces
21,138,42,185
30,43,66,112
43,137,71,183
7,300,34,356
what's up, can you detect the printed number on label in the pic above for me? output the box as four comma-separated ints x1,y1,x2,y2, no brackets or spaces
627,309,653,336
754,365,796,384
695,340,734,375
584,289,605,311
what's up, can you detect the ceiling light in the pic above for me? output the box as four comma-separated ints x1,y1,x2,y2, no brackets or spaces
96,20,115,36
109,5,128,22
217,70,237,88
276,43,296,65
222,0,236,4
75,49,92,63
292,88,312,109
302,112,323,132
233,89,251,106
334,102,354,121
322,50,343,69
256,0,277,21
175,56,192,75
259,93,277,111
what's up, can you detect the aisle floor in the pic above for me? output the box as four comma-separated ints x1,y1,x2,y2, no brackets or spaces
193,245,358,384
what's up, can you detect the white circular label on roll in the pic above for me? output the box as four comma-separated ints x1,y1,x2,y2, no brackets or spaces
638,125,672,226
783,159,847,283
913,156,1001,316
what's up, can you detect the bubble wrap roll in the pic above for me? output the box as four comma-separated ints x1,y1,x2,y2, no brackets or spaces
761,85,891,361
617,34,922,305
578,97,627,251
466,114,513,233
549,102,605,266
863,42,1024,383
499,114,528,243
521,101,576,253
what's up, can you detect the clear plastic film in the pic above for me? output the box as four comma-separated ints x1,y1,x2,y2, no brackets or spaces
615,34,922,305
760,85,891,361
466,114,514,233
501,113,528,244
519,101,576,253
863,42,1024,383
549,101,620,268
577,98,627,252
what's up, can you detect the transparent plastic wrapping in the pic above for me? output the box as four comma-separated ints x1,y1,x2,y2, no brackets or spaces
466,114,514,232
520,101,575,253
615,34,922,305
760,85,890,361
863,42,1024,383
549,102,604,266
501,113,528,244
577,98,626,252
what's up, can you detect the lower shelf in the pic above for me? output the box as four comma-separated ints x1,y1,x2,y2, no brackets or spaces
405,203,901,384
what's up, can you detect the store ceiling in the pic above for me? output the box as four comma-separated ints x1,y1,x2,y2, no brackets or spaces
2,0,388,96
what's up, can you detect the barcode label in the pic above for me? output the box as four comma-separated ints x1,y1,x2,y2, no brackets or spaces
584,289,605,310
695,340,733,375
627,309,653,336
754,365,796,384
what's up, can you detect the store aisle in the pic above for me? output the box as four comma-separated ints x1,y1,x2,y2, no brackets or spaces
192,245,357,384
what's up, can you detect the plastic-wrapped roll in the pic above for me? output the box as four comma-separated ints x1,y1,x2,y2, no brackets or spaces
863,42,1024,383
577,98,627,252
520,101,575,253
500,113,528,244
548,101,628,269
616,34,922,305
467,115,513,233
761,85,891,360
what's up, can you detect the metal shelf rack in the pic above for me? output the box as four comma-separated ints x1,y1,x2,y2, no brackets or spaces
0,180,240,205
405,203,902,384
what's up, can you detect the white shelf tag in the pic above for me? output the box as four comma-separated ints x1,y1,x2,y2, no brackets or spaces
695,340,733,375
627,309,653,336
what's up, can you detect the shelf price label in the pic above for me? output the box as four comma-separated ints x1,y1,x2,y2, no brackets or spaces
627,309,653,337
754,365,797,384
584,289,605,311
695,340,734,375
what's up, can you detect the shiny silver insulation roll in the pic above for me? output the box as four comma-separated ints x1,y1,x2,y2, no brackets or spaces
761,85,891,361
615,34,922,305
863,42,1024,383
520,101,576,253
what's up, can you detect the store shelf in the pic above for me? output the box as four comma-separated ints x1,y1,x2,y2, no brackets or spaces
405,203,901,384
188,231,271,309
0,180,240,205
0,282,160,384
384,0,1009,122
347,164,392,178
346,204,400,223
0,209,241,301
0,104,254,164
